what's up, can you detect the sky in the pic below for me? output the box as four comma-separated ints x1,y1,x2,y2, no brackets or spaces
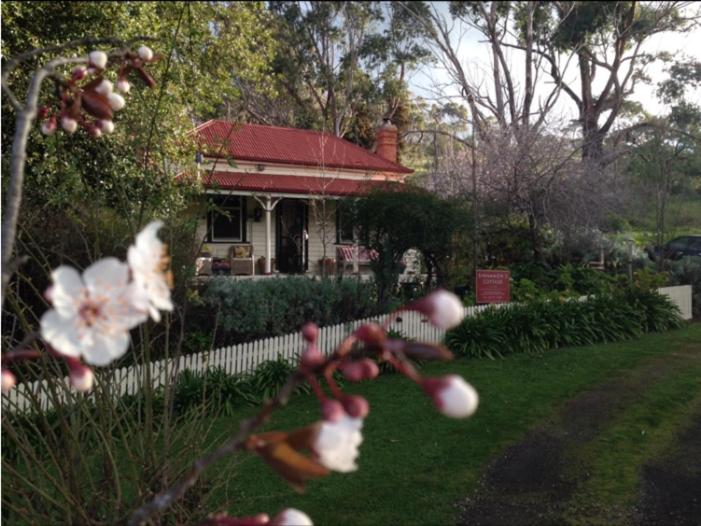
406,2,701,126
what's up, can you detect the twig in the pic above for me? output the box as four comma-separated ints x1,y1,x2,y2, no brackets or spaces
128,370,306,525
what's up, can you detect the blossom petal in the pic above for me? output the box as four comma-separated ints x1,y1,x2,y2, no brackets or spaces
50,266,84,317
83,257,129,296
82,330,130,366
40,310,81,358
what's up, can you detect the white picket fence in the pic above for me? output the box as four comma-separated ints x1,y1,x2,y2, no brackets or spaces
2,286,691,413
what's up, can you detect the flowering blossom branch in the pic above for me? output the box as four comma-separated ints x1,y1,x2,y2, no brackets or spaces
1,39,158,309
1,220,173,394
128,290,478,525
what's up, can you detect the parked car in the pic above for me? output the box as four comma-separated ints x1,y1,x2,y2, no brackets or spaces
646,235,701,261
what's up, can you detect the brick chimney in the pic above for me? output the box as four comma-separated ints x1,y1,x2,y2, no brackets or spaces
375,118,398,163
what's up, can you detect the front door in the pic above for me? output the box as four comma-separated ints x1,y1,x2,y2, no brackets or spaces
276,199,308,273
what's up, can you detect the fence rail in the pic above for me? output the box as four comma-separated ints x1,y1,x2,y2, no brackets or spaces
2,286,691,413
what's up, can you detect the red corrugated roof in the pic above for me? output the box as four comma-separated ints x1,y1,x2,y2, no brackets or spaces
194,120,413,174
202,172,402,197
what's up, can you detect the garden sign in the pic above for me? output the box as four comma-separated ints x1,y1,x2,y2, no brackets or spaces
476,270,510,304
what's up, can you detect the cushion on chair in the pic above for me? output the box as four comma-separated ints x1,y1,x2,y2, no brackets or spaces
233,245,252,258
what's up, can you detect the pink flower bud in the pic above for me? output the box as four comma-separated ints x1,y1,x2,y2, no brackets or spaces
107,92,126,111
116,78,131,93
422,375,478,419
61,116,78,134
66,358,95,393
321,399,345,422
137,45,154,62
72,66,87,81
342,395,369,419
98,120,115,134
88,50,108,69
272,508,313,526
354,323,385,347
38,106,50,119
301,322,319,343
360,358,379,379
41,117,57,135
95,79,113,96
409,290,465,329
339,360,365,382
301,344,323,369
85,123,102,138
2,369,16,394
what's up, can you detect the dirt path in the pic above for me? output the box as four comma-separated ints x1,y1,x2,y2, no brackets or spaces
634,411,701,526
456,348,701,526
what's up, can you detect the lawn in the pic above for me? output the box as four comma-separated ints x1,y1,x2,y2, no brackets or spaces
199,324,701,525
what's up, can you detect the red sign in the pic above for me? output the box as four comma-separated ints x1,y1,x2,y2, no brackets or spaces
476,270,510,304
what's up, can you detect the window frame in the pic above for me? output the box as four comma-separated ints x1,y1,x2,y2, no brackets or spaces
207,195,247,243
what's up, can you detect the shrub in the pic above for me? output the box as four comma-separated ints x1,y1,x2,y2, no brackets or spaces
191,277,381,348
445,288,682,359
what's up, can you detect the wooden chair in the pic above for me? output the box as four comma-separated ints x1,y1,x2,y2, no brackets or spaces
229,244,255,276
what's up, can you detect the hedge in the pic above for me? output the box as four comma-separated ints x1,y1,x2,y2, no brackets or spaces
445,288,683,359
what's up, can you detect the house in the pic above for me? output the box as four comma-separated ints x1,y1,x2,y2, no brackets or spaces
191,119,413,276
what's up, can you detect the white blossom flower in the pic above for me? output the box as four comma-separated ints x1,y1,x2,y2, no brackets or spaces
61,116,78,134
273,508,313,526
116,78,131,94
423,375,479,419
107,93,126,111
95,79,113,96
128,221,174,322
137,45,154,62
88,50,108,69
98,120,115,134
313,415,363,472
40,258,147,366
429,290,464,329
411,290,465,329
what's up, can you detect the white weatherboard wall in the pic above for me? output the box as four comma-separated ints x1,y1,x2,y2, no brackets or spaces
196,196,339,275
2,286,692,413
658,285,693,320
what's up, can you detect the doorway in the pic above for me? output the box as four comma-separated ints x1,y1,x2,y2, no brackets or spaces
276,199,308,273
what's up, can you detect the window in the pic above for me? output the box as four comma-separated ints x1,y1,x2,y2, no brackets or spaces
336,201,355,244
208,196,246,242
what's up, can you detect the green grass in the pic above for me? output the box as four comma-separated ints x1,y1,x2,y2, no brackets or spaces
199,324,701,525
566,354,701,524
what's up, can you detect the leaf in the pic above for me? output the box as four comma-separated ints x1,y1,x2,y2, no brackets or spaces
258,441,329,492
81,89,113,120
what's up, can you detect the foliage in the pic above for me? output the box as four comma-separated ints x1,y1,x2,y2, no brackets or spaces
445,288,682,359
195,277,382,347
172,360,311,417
352,187,472,306
507,263,618,302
